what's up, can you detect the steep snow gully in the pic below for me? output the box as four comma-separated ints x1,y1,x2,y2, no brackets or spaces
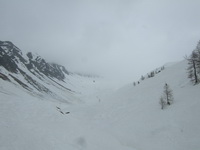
1,60,200,150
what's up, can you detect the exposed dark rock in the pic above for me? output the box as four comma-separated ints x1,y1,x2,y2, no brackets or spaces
9,74,31,91
26,52,69,80
0,40,72,98
0,72,10,81
0,41,69,81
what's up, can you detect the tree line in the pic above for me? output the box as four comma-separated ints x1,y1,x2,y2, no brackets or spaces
133,66,165,86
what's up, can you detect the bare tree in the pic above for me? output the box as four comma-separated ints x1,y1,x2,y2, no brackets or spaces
196,41,200,74
163,83,174,105
186,40,200,84
186,50,199,84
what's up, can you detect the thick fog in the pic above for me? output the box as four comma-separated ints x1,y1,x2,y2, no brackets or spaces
1,0,200,84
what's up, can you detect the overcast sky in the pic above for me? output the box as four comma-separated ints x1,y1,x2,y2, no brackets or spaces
1,0,200,84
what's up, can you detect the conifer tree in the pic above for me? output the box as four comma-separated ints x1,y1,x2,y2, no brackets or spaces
163,83,174,105
141,75,145,81
187,50,199,84
196,41,200,74
186,41,200,84
159,83,174,109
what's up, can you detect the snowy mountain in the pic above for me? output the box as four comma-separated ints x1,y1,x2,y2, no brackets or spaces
0,41,98,103
0,41,200,150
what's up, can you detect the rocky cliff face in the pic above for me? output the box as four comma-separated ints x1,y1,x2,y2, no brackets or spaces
0,41,69,80
0,41,73,101
26,52,70,81
0,41,24,73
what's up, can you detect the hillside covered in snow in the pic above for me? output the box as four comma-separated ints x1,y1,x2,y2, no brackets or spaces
0,41,103,104
0,41,200,150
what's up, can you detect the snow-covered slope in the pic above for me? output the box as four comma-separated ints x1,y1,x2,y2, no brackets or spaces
95,60,200,150
1,56,200,149
0,41,103,104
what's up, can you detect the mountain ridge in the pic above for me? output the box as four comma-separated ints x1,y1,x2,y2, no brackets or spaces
0,41,82,102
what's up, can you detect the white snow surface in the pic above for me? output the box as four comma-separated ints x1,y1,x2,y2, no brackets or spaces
0,60,200,150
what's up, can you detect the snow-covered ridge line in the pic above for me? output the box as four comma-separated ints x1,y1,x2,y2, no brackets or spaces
0,40,91,102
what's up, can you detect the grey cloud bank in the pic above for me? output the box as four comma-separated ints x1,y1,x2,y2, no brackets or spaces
1,0,200,84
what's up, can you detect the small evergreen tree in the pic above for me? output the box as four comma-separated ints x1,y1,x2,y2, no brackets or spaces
159,83,174,109
163,83,174,105
150,71,155,78
141,75,145,80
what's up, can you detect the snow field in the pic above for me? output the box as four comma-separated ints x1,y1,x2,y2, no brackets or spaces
0,60,200,150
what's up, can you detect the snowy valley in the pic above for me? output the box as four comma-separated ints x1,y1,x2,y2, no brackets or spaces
0,41,200,150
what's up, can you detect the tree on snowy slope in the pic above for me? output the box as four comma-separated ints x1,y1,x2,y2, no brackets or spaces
159,83,173,109
141,75,145,81
196,41,200,74
163,83,174,105
186,42,200,84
